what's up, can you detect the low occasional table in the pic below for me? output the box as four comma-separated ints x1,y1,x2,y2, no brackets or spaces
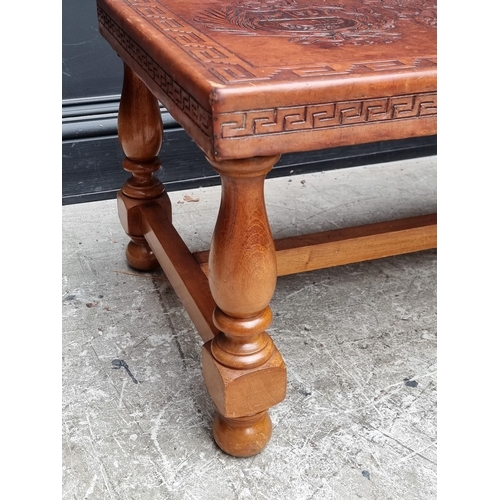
97,0,437,457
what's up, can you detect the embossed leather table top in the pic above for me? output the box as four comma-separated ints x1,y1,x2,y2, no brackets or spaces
97,0,437,159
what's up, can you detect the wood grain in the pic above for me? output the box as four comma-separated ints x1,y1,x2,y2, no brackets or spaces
194,214,437,276
202,155,287,456
140,203,218,343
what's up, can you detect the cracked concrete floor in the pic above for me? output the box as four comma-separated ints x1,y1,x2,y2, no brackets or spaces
62,157,437,500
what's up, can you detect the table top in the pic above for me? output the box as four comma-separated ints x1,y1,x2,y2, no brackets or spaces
98,0,437,159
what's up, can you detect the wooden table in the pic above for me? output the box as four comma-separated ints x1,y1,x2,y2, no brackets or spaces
97,0,437,457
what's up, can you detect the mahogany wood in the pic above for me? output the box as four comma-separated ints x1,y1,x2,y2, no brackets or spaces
193,214,437,277
97,0,437,457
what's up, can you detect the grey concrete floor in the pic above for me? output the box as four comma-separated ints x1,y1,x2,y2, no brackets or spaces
62,157,437,500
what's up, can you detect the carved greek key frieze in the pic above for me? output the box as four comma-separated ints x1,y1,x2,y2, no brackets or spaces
219,93,437,138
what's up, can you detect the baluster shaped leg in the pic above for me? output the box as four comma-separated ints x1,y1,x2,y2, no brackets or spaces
117,63,171,270
202,155,287,457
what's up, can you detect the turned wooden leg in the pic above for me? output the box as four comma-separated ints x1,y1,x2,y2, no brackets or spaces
116,63,171,271
202,155,287,457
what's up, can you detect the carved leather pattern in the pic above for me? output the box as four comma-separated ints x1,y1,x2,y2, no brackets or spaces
98,5,212,136
105,0,436,85
364,0,437,28
195,0,437,47
219,93,437,138
98,1,437,141
121,0,260,84
195,2,400,46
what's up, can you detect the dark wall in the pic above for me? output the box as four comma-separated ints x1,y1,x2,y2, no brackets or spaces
63,0,122,100
62,0,437,206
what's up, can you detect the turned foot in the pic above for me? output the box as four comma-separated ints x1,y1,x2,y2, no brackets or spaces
213,411,272,458
125,236,159,271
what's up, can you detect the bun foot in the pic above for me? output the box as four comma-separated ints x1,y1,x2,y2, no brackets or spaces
126,238,159,271
213,410,272,458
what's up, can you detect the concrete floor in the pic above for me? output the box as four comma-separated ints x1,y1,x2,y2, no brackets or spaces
62,157,437,500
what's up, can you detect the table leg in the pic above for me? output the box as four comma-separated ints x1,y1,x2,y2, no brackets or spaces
202,155,287,457
116,62,171,271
